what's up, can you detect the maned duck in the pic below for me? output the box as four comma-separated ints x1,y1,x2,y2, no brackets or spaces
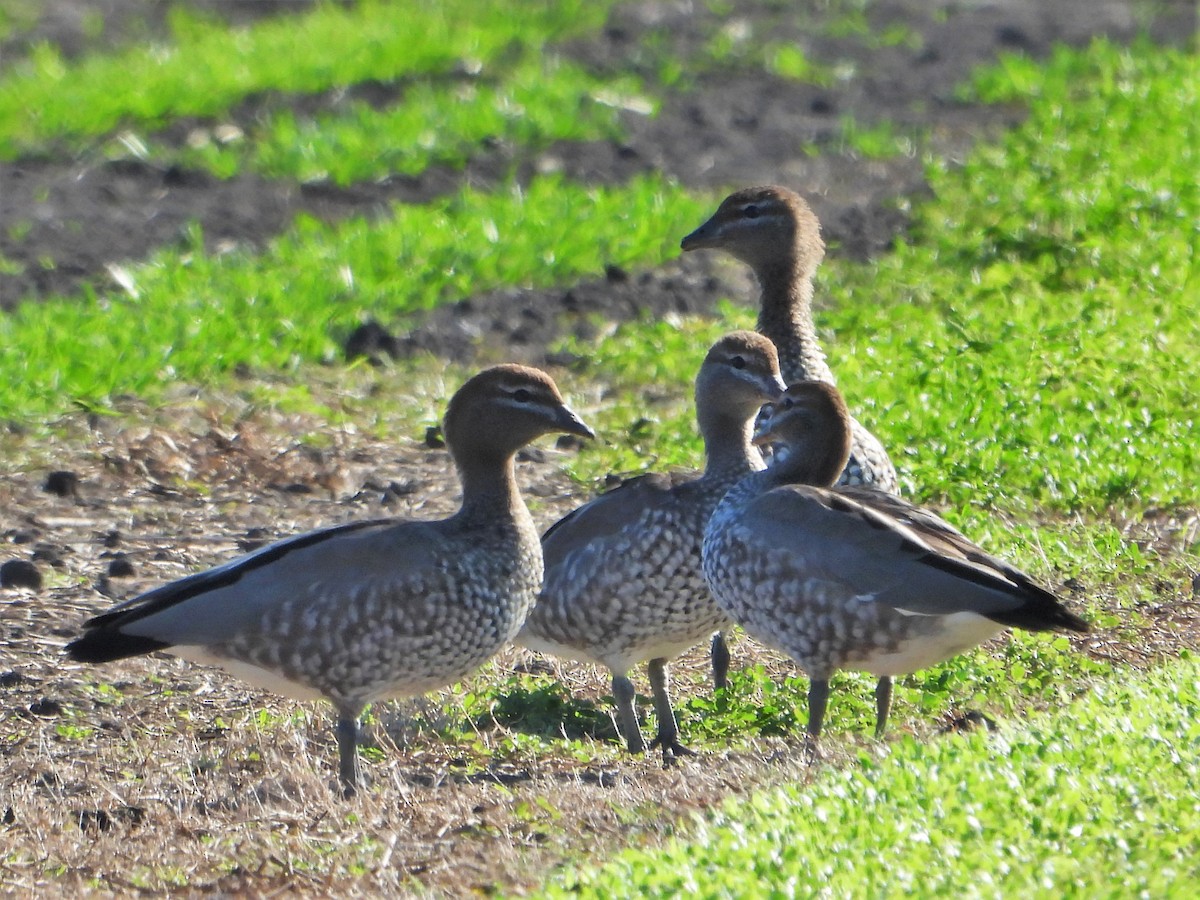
702,381,1089,750
519,332,786,760
683,185,901,687
67,365,594,794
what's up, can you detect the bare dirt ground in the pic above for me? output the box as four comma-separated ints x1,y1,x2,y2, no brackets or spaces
2,1,1198,895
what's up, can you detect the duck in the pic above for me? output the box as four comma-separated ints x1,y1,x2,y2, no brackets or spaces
66,365,594,794
519,332,786,761
683,184,901,688
702,380,1089,749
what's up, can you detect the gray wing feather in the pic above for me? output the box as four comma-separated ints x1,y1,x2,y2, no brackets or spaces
109,519,449,646
541,472,688,568
738,486,1035,618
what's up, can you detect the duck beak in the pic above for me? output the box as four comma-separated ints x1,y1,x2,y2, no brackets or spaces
764,374,788,401
680,216,718,252
556,404,596,440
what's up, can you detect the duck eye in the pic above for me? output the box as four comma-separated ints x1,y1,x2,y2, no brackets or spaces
513,388,532,403
730,355,746,370
743,204,760,219
781,397,794,410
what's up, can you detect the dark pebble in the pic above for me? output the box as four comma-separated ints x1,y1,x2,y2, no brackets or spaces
344,319,399,363
107,555,136,578
555,434,586,452
32,543,66,567
43,471,79,497
604,263,629,283
0,559,42,590
29,698,63,717
75,806,146,832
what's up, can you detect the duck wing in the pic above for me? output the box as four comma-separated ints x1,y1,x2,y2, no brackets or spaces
736,485,1088,632
67,517,454,661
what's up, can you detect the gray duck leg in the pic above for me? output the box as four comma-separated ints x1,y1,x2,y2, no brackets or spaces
804,678,830,762
874,676,893,739
710,631,731,692
647,657,694,764
336,711,361,797
612,673,646,754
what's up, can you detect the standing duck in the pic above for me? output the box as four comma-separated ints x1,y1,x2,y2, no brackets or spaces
683,185,901,686
66,365,594,794
702,381,1089,749
519,332,786,761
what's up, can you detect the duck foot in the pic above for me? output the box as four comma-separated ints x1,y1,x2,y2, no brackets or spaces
800,734,824,766
649,734,696,767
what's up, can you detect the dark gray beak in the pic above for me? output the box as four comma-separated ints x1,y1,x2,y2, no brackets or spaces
680,217,717,252
556,404,596,440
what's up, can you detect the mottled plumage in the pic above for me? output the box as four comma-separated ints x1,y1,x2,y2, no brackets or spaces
67,365,594,793
520,332,786,759
703,381,1089,748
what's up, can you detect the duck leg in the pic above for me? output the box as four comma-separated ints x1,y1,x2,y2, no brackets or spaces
802,677,830,762
647,657,694,764
612,673,646,754
335,709,362,797
874,676,893,739
710,631,731,691
806,678,829,738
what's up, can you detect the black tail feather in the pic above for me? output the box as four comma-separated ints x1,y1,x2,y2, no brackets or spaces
66,630,172,664
986,583,1090,634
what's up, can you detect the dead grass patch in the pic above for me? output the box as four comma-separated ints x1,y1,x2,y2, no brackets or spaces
2,398,1197,896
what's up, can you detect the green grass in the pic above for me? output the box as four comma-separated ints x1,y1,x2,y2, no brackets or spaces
0,0,616,157
166,51,649,184
0,176,711,421
540,658,1200,898
555,39,1200,520
822,39,1200,515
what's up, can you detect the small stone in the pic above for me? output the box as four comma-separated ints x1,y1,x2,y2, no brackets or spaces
555,434,586,452
604,263,629,284
31,544,66,567
424,426,445,449
29,698,63,717
344,320,399,364
43,471,79,498
517,447,547,464
107,556,136,578
75,806,146,833
0,560,41,590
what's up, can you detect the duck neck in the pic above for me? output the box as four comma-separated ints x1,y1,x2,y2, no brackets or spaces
699,408,767,485
454,451,530,530
754,260,834,386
